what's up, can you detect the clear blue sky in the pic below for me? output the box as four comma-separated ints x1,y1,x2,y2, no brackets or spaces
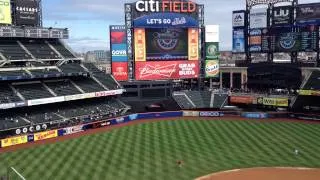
41,0,317,52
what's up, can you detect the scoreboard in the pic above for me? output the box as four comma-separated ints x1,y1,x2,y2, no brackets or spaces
249,26,319,53
0,26,69,39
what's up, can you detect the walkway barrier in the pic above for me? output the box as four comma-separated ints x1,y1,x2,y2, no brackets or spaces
1,110,319,148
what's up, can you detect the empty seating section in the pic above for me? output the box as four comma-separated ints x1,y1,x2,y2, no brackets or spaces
186,91,204,108
30,69,60,76
0,117,29,131
14,83,53,100
0,40,32,60
172,94,194,109
60,63,86,74
0,84,21,103
200,91,212,106
303,71,320,90
22,39,60,59
93,73,119,90
0,70,28,77
45,80,81,96
71,77,105,92
173,91,228,109
212,94,228,109
27,112,61,124
83,63,101,73
47,40,75,58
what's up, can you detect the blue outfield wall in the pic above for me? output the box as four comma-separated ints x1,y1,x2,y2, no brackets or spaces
1,110,320,148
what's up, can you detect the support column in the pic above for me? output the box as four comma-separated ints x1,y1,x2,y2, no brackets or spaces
210,78,213,90
230,72,233,89
220,71,223,89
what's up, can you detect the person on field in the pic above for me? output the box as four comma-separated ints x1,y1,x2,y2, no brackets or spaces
177,160,183,168
294,149,299,155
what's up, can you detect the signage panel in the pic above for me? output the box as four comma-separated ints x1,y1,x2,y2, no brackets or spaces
112,62,128,81
134,28,147,61
135,61,199,80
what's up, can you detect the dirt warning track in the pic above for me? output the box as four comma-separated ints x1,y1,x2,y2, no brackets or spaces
196,167,320,180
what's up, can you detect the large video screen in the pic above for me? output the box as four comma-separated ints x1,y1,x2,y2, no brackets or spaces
146,28,188,61
269,26,318,52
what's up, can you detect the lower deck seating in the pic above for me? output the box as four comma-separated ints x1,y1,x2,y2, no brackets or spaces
0,84,22,103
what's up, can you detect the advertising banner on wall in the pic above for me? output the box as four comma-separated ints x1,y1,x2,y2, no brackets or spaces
34,130,58,141
0,0,11,24
112,62,128,81
233,29,245,53
205,42,219,60
110,25,128,62
111,44,128,62
133,13,198,28
205,25,219,42
249,29,262,52
205,60,219,78
230,96,255,104
297,3,320,25
272,6,293,26
15,0,40,26
250,8,268,29
134,28,146,61
232,11,246,28
1,135,28,148
135,61,199,80
188,28,199,61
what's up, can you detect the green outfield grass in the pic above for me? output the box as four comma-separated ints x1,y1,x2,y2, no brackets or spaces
0,119,320,180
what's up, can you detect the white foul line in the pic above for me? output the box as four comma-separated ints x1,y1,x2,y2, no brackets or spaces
11,167,26,180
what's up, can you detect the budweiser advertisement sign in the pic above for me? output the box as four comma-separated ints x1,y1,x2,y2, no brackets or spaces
112,62,128,81
135,61,199,80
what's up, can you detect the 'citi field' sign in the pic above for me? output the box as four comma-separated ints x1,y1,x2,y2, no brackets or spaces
135,0,196,13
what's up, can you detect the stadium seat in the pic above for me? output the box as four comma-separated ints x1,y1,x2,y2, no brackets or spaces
21,39,61,59
47,40,76,58
0,40,32,60
14,83,53,100
45,80,82,96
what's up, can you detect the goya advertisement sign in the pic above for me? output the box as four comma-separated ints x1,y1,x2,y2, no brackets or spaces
205,60,219,78
135,61,199,80
205,42,219,60
0,0,11,24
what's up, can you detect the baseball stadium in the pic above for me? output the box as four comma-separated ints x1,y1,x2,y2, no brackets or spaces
0,0,320,180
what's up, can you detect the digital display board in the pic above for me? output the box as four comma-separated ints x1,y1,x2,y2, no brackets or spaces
269,26,318,52
232,29,245,53
135,61,199,80
145,28,188,61
300,25,318,52
15,0,40,26
296,3,320,25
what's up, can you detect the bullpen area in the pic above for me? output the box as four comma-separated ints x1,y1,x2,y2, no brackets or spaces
0,117,319,180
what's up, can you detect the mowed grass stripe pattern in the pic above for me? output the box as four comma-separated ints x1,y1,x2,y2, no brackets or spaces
0,120,320,180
